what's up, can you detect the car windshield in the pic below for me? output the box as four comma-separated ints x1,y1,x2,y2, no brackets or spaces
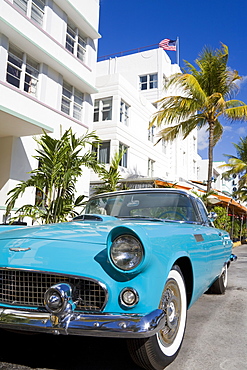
85,192,198,222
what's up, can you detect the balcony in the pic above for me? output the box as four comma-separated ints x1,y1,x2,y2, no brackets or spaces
0,82,54,138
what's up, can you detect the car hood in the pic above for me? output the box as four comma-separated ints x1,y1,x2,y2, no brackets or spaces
0,215,165,278
0,216,127,276
0,216,121,244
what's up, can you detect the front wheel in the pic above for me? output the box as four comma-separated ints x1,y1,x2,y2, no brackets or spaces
127,265,187,370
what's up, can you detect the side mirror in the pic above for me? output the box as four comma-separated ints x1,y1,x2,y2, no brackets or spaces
208,211,217,223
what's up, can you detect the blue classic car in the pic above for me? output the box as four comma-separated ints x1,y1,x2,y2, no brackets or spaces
0,189,235,369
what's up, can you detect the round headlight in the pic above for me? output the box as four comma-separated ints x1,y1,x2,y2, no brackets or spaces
110,235,144,271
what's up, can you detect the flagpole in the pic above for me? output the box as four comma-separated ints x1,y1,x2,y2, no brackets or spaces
176,37,179,65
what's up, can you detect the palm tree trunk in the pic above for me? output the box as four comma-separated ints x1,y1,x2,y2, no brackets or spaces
207,122,214,192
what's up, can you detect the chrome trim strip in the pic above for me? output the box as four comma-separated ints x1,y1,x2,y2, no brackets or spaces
0,308,165,338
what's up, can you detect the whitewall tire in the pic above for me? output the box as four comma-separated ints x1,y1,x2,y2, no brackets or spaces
127,265,187,370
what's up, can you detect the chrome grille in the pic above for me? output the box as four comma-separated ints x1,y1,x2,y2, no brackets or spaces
0,269,106,312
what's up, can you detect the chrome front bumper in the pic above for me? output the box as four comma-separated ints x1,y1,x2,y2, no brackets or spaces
0,307,165,338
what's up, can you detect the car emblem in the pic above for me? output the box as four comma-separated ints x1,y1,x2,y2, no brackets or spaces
9,247,31,252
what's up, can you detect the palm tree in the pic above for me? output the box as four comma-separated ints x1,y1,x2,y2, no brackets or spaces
95,150,125,194
221,136,247,190
150,44,247,192
5,129,100,224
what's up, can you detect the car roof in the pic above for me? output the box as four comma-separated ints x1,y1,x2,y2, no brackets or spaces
90,188,199,200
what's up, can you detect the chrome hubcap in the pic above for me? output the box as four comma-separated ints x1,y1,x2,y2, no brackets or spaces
158,279,181,346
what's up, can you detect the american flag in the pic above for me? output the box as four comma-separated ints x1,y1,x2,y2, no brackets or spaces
159,38,177,51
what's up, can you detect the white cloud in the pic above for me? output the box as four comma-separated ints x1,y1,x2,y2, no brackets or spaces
197,126,208,150
237,126,247,136
197,123,244,152
223,125,232,132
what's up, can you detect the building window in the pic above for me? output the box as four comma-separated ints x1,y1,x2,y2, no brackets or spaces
93,100,99,122
77,34,87,61
120,100,130,125
119,143,128,168
140,75,148,90
6,45,22,89
66,23,75,54
93,98,112,122
6,44,39,96
148,126,156,143
66,20,87,62
13,0,45,26
61,81,83,120
73,88,84,120
149,73,158,89
25,56,39,94
61,82,72,115
13,0,27,14
31,0,45,25
148,159,155,177
92,141,110,164
139,73,158,90
102,98,112,121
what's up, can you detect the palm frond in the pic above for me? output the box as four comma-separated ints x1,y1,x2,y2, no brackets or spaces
151,95,204,128
166,73,207,103
221,158,247,186
225,99,246,108
224,105,247,121
232,137,247,162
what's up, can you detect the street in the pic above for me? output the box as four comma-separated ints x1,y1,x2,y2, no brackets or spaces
0,244,246,370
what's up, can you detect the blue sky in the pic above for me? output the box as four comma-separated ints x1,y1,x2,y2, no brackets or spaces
97,0,247,162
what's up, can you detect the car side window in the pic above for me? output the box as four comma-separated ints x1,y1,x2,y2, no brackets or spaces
196,199,209,225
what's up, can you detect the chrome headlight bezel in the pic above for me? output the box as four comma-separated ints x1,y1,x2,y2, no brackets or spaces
120,287,139,307
110,234,144,272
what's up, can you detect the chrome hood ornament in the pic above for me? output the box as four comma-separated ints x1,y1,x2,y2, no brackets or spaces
9,247,31,252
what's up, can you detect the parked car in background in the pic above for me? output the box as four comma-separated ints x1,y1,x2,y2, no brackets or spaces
0,189,235,370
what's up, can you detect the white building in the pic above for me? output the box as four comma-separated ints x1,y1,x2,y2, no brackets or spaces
0,2,199,220
91,48,198,185
0,0,100,221
197,159,239,195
